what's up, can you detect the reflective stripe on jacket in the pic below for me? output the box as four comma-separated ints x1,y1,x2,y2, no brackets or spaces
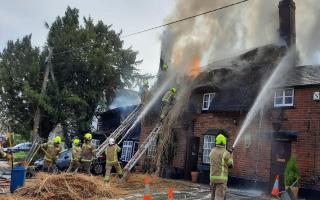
105,144,121,165
41,142,62,161
162,91,174,103
81,142,95,162
210,145,233,184
72,146,82,161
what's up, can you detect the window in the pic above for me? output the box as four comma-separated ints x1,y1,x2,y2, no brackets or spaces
203,135,216,164
121,141,134,162
274,88,294,107
202,93,215,110
147,138,157,157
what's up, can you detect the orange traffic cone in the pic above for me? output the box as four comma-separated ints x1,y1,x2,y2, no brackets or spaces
168,188,174,200
142,177,152,200
271,175,280,196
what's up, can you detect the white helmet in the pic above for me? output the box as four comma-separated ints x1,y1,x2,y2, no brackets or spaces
108,138,115,145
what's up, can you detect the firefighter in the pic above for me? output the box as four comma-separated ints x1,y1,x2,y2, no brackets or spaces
80,133,95,175
160,87,176,120
140,80,149,105
104,138,122,183
40,136,62,173
210,134,233,200
67,138,81,173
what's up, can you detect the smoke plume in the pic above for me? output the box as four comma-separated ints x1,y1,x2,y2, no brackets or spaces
162,0,320,69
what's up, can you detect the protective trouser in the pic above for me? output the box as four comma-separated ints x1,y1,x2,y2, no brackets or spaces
211,182,227,200
67,160,80,173
104,161,122,182
80,161,92,175
160,102,170,120
43,159,56,173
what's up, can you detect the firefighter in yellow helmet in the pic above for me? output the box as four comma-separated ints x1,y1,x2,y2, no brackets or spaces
67,138,82,173
104,138,122,183
40,136,62,173
80,133,96,175
160,87,176,120
210,134,233,200
140,80,149,105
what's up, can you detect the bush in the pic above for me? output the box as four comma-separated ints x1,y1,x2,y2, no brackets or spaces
284,156,300,186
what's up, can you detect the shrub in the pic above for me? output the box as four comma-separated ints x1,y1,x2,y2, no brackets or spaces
284,156,300,186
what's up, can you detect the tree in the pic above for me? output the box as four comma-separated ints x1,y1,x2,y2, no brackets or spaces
0,35,42,139
0,7,143,139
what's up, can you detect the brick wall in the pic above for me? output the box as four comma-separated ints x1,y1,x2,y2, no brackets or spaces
193,112,272,183
272,87,320,189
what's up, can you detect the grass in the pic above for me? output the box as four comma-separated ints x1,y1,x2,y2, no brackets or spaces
13,151,28,162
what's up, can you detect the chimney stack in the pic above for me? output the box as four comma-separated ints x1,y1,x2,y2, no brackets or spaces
278,0,296,47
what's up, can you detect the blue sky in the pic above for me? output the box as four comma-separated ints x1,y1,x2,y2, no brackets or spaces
0,0,175,75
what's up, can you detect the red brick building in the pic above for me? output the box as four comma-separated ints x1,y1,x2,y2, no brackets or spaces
139,0,320,196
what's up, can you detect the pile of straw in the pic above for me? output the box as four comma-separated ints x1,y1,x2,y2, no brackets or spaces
12,173,113,200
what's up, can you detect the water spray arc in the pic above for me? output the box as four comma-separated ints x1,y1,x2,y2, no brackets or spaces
232,49,295,148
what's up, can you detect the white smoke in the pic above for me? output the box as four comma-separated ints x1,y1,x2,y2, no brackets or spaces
162,0,320,68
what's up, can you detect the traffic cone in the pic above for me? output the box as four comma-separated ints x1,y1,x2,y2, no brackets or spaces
271,175,280,196
168,187,174,200
142,176,152,200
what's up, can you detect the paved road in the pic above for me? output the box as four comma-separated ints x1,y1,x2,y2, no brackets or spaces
120,184,268,200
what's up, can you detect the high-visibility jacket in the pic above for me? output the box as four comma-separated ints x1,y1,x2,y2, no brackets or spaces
210,145,233,184
105,144,121,165
81,142,95,162
71,145,82,161
41,142,62,162
0,147,6,158
162,91,175,103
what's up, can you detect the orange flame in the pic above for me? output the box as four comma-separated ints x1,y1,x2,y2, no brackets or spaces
189,55,200,78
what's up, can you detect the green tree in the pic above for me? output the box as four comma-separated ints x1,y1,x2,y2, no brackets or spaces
0,7,143,139
0,35,42,139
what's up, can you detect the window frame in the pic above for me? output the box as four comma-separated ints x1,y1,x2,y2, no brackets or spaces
147,138,157,157
202,135,216,164
274,88,294,108
202,93,215,111
120,141,134,162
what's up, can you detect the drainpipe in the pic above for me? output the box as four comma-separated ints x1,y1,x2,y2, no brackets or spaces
255,108,264,181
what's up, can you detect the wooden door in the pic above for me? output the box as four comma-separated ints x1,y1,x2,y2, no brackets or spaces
185,136,200,180
270,140,291,191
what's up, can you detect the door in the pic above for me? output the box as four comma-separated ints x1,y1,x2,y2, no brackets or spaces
185,136,200,180
270,140,291,191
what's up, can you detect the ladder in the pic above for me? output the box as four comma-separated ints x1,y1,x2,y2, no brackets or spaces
122,123,162,178
25,136,44,166
95,104,143,157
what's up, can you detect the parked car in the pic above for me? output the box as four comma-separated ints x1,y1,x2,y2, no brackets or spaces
4,142,32,153
34,149,105,175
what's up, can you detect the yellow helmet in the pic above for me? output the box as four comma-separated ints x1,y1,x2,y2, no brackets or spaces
73,138,80,146
162,64,168,71
171,87,177,93
84,133,92,140
143,80,149,86
216,134,227,145
53,136,62,144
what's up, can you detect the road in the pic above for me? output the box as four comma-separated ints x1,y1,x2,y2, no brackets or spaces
120,184,268,200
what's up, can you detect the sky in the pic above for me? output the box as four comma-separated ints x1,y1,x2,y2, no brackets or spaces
0,0,175,76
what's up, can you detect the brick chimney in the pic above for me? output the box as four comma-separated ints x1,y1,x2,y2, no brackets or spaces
278,0,296,47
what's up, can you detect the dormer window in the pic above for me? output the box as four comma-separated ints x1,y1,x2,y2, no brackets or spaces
202,93,215,110
274,88,294,107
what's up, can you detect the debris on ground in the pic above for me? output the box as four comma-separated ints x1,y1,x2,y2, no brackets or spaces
6,173,113,200
4,172,191,200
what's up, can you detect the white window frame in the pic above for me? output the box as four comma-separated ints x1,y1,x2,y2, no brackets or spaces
203,135,216,164
147,138,157,157
202,93,215,111
274,88,294,107
121,141,134,162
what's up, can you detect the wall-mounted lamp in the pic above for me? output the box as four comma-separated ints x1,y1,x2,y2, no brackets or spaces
233,118,238,126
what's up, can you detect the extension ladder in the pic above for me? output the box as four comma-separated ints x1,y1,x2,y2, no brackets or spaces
95,104,143,157
122,123,162,178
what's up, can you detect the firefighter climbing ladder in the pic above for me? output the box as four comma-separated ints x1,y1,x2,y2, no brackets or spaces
95,104,143,156
122,123,162,178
